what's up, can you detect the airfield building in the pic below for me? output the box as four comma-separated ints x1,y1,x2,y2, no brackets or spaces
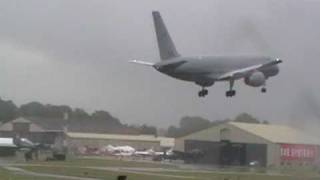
0,117,65,146
66,132,174,153
174,122,320,167
0,138,17,156
0,117,175,155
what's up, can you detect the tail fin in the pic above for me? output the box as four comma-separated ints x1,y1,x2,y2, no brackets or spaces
152,11,180,60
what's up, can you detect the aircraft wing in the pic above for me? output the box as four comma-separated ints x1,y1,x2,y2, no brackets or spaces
217,59,282,80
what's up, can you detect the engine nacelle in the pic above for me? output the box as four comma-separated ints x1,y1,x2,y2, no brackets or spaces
244,71,266,87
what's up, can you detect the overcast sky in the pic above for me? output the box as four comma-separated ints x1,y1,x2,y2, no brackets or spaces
0,0,320,130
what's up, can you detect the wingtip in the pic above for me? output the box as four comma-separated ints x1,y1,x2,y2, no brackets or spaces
128,60,137,63
152,11,160,16
276,58,283,63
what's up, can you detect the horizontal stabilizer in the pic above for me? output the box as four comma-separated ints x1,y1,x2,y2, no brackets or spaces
129,60,155,66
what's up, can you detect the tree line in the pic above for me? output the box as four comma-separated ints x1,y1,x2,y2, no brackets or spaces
0,97,267,137
0,98,156,135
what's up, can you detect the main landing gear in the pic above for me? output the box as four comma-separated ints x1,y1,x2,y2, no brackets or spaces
196,80,267,98
261,81,267,93
226,79,236,97
226,90,236,97
196,81,213,98
198,88,208,97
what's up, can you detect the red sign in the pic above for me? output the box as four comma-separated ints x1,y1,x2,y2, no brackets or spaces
280,144,316,161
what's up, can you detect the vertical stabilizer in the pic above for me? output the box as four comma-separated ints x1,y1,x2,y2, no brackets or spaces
152,11,180,60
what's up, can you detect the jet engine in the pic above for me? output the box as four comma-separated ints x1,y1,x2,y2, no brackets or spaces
244,71,266,87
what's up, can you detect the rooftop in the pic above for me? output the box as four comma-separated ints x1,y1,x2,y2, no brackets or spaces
0,117,132,134
66,132,175,147
229,122,320,145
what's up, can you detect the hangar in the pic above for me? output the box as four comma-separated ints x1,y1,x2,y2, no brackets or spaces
0,117,65,146
174,122,320,167
0,117,175,155
0,138,17,156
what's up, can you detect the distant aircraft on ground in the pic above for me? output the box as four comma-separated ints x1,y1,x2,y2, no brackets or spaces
130,11,282,97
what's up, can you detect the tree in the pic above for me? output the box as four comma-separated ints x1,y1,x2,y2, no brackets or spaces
166,125,180,137
91,110,121,126
45,105,72,118
139,124,157,135
234,113,260,124
166,116,211,137
20,102,47,117
71,108,90,119
0,98,18,122
179,116,211,135
20,102,72,118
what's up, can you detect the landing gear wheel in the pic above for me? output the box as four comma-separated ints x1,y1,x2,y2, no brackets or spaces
261,87,267,93
198,88,208,97
203,89,208,95
226,90,236,97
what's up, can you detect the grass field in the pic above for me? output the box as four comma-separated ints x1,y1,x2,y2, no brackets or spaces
0,167,66,180
28,156,177,168
22,166,185,180
19,165,320,180
1,157,319,180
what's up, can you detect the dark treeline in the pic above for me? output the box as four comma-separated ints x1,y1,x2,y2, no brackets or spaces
0,98,267,137
0,98,157,135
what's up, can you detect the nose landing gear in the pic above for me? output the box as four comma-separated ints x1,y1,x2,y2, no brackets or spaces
198,88,208,97
261,82,267,93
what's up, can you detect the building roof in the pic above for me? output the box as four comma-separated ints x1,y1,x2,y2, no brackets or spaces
0,117,47,132
0,117,63,132
229,122,320,145
0,117,132,133
66,132,175,147
27,117,66,131
12,117,30,123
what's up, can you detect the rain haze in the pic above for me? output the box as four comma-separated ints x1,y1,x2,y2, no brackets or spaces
0,0,319,130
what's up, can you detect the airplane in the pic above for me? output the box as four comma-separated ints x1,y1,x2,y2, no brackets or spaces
130,11,282,98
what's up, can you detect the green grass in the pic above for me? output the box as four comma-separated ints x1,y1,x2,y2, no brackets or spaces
19,165,320,180
27,157,176,168
10,157,320,180
147,171,310,180
21,166,193,180
0,167,64,180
